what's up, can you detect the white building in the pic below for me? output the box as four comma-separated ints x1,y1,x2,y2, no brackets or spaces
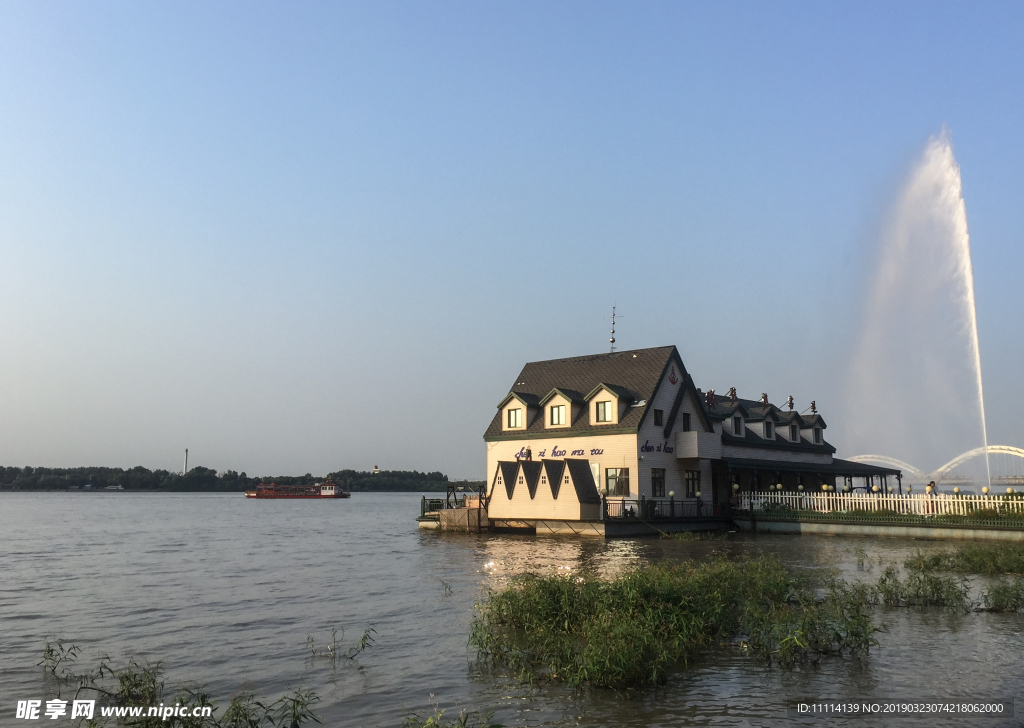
483,346,898,526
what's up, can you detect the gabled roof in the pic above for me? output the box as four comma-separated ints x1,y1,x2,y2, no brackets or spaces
538,387,586,406
521,461,543,499
497,391,541,409
584,382,633,401
542,459,566,499
496,461,519,500
485,346,680,441
564,459,601,504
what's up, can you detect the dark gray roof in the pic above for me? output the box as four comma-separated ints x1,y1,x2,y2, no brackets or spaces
521,461,543,499
721,427,836,455
564,459,602,504
705,393,827,429
542,459,566,499
720,456,901,477
497,461,518,499
485,346,702,440
704,393,834,454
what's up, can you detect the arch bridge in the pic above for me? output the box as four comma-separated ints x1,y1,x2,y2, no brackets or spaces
848,446,1024,486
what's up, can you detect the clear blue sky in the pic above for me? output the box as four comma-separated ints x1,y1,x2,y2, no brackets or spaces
1,2,1022,478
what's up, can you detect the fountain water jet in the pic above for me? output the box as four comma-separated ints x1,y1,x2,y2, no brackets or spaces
844,130,990,488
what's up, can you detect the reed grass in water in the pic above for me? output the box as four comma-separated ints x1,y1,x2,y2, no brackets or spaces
469,555,878,688
904,543,1024,576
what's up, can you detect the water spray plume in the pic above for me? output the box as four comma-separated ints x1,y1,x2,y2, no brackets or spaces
845,129,990,488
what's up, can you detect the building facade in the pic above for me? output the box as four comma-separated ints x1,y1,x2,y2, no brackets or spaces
483,345,898,522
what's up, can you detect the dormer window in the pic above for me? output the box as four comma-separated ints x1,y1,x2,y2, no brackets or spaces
653,409,663,426
596,401,612,423
507,408,522,428
764,421,774,439
813,427,822,444
790,424,798,442
550,404,565,426
733,416,742,435
682,413,691,432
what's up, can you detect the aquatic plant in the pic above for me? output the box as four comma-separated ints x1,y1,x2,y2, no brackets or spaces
904,543,1024,576
981,578,1024,611
306,626,376,665
36,642,321,728
469,555,879,688
875,565,973,610
402,707,501,728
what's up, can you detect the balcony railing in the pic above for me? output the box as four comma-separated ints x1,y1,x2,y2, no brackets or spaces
604,497,713,520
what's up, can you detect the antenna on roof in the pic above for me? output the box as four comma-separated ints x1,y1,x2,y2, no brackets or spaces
609,305,618,353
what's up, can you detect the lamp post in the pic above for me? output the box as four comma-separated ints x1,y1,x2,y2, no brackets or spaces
669,490,675,518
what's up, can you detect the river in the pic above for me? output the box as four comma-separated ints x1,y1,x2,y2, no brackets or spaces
1,492,1021,726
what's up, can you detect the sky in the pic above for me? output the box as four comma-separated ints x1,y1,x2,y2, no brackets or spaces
1,2,1022,479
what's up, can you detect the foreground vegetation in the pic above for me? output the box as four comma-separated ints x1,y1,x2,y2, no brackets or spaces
38,644,321,727
470,551,1024,689
470,555,878,688
904,542,1024,576
0,465,477,493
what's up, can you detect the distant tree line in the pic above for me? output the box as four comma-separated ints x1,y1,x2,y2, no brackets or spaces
0,465,483,493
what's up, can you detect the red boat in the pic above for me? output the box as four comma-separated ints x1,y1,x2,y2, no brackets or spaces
245,481,350,499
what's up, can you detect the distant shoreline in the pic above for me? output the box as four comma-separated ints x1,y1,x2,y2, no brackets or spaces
0,465,482,494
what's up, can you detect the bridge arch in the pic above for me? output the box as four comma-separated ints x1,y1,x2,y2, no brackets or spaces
846,455,923,479
933,446,1024,480
848,446,1024,482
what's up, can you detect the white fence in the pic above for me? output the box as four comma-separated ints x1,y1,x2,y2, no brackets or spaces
738,492,1024,518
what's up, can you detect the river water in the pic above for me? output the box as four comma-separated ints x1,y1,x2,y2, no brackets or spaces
1,492,1021,727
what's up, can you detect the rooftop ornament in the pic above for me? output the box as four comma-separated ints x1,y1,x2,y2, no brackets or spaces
728,387,737,401
760,393,769,405
786,395,794,411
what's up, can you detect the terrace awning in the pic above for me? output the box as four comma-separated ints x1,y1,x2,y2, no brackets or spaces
717,457,901,478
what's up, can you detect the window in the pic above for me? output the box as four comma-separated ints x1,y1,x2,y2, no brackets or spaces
606,468,629,496
733,416,742,435
790,424,798,442
682,413,691,432
550,404,565,426
764,421,774,439
653,409,664,426
685,470,701,498
541,475,547,484
813,427,822,444
651,468,666,498
564,475,569,484
507,408,522,428
596,401,612,423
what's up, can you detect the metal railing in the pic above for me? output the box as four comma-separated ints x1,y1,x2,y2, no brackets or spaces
604,497,709,520
738,492,1024,518
420,493,484,517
